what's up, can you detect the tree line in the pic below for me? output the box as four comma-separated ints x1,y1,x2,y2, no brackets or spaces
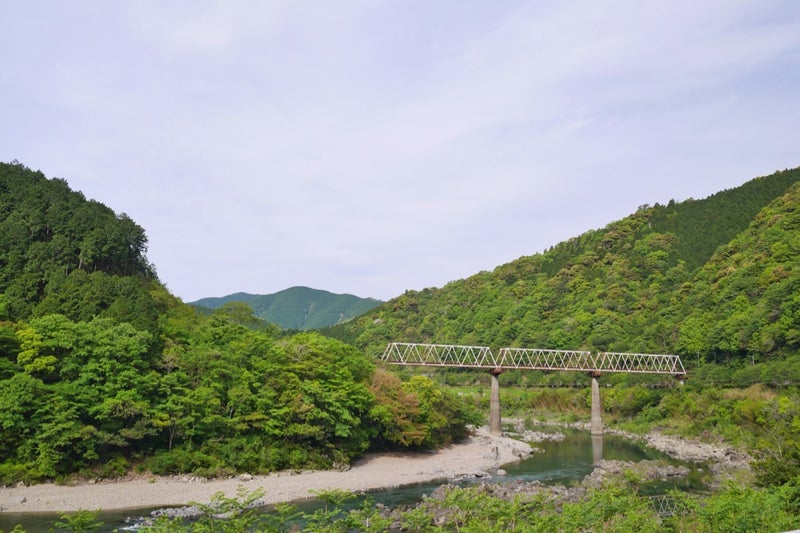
0,162,478,483
0,307,477,483
327,167,800,365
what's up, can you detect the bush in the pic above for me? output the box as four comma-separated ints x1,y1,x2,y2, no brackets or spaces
53,510,103,532
0,462,37,486
694,484,797,532
94,455,129,478
146,448,216,476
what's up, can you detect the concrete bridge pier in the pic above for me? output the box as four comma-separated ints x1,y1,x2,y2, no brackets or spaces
489,369,503,436
591,434,604,464
590,372,603,436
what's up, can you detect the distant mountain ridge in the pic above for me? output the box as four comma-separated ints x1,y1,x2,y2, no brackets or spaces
190,286,382,330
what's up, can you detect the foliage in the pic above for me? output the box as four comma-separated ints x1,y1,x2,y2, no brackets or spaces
51,510,103,532
326,167,800,366
688,482,798,532
0,163,475,481
186,486,267,533
192,286,382,330
380,481,797,532
368,369,481,449
4,158,800,504
3,480,798,532
752,394,800,487
0,162,162,334
143,328,378,475
142,487,276,532
0,314,157,480
0,162,476,480
0,307,474,481
304,489,356,531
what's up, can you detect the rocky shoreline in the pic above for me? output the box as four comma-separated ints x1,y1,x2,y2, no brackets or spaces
604,428,753,487
510,419,752,481
368,424,752,530
376,458,693,528
0,424,750,517
0,428,532,514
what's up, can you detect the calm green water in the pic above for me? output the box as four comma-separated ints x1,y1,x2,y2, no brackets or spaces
0,429,706,532
501,429,706,493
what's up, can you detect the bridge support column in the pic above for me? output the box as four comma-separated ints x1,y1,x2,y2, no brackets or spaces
590,373,603,436
591,434,604,464
489,370,503,436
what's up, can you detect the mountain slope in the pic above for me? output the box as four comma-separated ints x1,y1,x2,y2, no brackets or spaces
324,167,800,362
675,180,800,356
0,162,471,483
0,161,166,334
191,286,382,330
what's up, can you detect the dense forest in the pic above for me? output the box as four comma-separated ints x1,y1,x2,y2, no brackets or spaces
0,162,477,484
4,160,800,531
326,167,800,366
0,163,161,333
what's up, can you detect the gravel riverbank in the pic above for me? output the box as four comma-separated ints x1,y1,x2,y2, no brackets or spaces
0,428,532,514
0,425,750,515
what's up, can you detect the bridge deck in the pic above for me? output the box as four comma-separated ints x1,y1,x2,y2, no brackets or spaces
381,343,686,376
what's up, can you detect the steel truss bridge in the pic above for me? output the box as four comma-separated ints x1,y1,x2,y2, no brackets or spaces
381,343,687,377
650,495,689,517
380,342,687,436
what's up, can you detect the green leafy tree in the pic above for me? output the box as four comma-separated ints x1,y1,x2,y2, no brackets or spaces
52,510,103,532
753,395,800,487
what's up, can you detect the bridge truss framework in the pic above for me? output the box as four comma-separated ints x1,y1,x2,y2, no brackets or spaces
381,342,687,436
381,342,687,377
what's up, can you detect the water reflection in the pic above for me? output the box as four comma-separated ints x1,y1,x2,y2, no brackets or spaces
500,427,680,485
592,434,604,464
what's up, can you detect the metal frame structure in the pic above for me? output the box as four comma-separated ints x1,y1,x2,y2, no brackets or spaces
381,343,686,377
381,342,498,368
650,495,688,517
496,348,595,371
382,342,687,437
595,351,686,375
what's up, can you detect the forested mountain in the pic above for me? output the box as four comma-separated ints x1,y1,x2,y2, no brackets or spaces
0,162,165,335
4,161,800,527
325,167,800,365
0,162,476,484
191,286,382,330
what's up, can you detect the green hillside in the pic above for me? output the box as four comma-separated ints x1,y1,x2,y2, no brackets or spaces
191,286,382,330
4,161,800,524
0,162,166,334
0,162,474,484
325,167,800,365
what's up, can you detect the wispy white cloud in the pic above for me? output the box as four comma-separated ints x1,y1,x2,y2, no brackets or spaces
1,0,799,300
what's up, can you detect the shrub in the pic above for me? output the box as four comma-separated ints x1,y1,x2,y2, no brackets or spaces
146,448,216,476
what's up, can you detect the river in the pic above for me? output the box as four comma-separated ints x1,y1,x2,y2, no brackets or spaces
0,428,707,531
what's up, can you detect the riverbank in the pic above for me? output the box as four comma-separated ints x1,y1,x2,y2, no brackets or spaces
0,428,532,514
513,420,753,486
607,428,753,487
0,424,752,515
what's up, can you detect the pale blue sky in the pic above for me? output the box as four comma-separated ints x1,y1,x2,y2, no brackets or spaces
2,1,799,301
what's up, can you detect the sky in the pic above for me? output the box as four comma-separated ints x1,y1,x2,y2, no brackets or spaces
2,1,799,302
